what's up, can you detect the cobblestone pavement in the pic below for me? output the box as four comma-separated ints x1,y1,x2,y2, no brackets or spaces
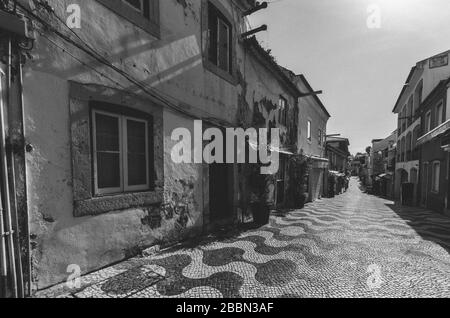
38,178,450,298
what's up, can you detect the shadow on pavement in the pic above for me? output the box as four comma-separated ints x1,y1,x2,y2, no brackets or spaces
386,203,450,255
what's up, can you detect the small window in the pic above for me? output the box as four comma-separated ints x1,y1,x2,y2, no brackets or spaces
407,96,413,125
318,129,322,146
432,161,440,193
415,80,423,112
278,96,287,126
208,2,233,74
122,0,157,20
436,101,444,126
98,0,160,36
425,111,432,133
93,110,151,195
307,120,312,142
123,0,144,13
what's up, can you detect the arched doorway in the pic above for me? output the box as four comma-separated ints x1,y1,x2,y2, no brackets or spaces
400,169,409,184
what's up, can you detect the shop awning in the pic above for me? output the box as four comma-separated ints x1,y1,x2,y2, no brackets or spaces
248,142,294,155
329,170,345,177
417,119,450,146
310,156,329,169
378,172,393,180
270,146,294,155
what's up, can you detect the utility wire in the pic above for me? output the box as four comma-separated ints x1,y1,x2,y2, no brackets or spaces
15,1,231,124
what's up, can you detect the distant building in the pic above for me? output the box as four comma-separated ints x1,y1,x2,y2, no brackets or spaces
326,137,351,173
286,72,331,203
350,155,362,176
354,152,370,186
371,132,398,198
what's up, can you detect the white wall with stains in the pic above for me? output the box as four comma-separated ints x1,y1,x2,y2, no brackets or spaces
22,0,248,290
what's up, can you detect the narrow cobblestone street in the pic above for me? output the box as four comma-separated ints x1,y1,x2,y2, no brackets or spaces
40,178,450,298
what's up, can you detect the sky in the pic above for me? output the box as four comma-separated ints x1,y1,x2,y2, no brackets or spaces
249,0,450,155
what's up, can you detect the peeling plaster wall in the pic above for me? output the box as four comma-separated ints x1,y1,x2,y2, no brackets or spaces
241,54,296,144
162,110,204,241
22,0,246,290
240,50,298,206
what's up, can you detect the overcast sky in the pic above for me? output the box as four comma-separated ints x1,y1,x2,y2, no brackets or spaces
249,0,450,155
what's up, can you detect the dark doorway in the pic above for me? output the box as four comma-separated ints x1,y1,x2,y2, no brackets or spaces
209,162,232,222
276,158,287,206
208,126,233,224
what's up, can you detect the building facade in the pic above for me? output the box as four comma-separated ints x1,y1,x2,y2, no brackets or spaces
371,132,397,198
326,137,350,173
417,78,450,215
0,0,329,295
0,0,283,294
289,73,330,203
393,50,450,203
241,37,301,210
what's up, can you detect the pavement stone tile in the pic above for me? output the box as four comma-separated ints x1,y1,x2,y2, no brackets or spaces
36,178,450,298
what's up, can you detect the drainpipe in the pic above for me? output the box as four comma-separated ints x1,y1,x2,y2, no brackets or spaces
0,156,7,298
18,57,28,298
8,46,26,298
0,34,18,298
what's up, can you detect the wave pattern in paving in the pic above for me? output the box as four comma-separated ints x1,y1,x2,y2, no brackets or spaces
71,179,450,298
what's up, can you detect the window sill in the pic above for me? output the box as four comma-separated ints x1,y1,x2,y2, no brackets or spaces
204,59,237,86
74,189,163,217
96,0,160,38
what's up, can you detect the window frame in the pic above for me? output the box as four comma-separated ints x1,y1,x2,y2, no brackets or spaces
307,120,312,142
123,115,151,193
415,80,423,113
92,110,124,195
122,0,144,13
425,110,432,133
436,100,444,126
278,96,288,126
203,0,236,84
407,96,413,126
97,0,160,38
431,161,441,193
216,16,231,74
92,109,151,197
